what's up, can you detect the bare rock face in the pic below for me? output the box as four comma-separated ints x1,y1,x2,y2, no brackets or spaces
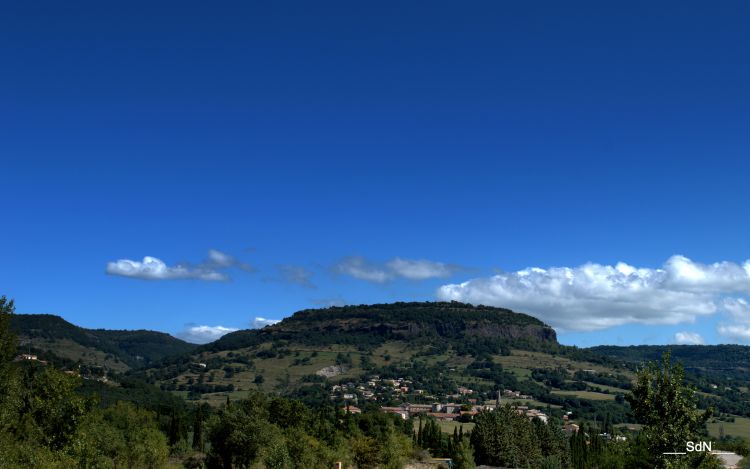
463,321,558,342
315,365,349,378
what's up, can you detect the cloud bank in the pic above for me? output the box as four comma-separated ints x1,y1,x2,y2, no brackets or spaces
106,256,228,281
106,249,253,281
178,325,239,344
437,255,750,338
251,317,280,328
276,265,315,288
335,256,464,283
312,297,347,307
717,298,750,341
207,249,255,272
674,331,705,345
177,316,280,344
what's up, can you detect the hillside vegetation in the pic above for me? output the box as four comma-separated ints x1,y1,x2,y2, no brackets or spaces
203,301,557,353
11,313,197,370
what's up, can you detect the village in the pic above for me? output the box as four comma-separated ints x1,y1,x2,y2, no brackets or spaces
329,375,586,437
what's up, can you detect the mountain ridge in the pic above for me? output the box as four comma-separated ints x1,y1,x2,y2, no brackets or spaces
10,313,197,369
201,301,558,353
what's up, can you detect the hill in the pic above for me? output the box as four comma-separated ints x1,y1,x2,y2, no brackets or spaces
9,302,750,443
203,301,557,352
589,344,750,370
125,302,750,444
10,313,197,371
137,302,581,405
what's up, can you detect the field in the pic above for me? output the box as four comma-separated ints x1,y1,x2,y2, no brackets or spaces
551,390,617,401
501,397,562,408
414,419,475,435
581,381,628,394
495,350,635,378
707,417,750,440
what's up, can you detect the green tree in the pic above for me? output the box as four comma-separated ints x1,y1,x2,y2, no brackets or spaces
284,426,337,469
0,295,20,437
0,295,16,363
451,436,476,469
626,351,719,469
351,435,380,469
378,422,412,469
532,417,570,468
193,404,204,452
68,409,128,467
21,367,94,450
101,401,169,468
470,405,542,468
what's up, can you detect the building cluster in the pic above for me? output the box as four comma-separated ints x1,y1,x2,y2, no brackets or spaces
329,376,431,402
502,389,532,399
328,371,542,402
380,402,473,421
14,354,48,365
513,405,549,423
378,401,552,424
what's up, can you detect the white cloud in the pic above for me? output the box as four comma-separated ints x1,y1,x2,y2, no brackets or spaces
277,265,315,288
106,256,228,281
437,255,750,333
312,297,347,307
663,256,750,292
177,316,280,343
674,331,705,345
386,257,463,280
207,249,235,267
334,257,391,283
106,249,253,281
716,325,750,341
207,249,255,272
178,325,239,344
335,256,464,282
722,297,750,322
251,317,280,329
717,298,750,341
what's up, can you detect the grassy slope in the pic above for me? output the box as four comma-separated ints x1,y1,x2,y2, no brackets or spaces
11,313,196,370
21,337,130,372
707,417,750,440
156,345,633,407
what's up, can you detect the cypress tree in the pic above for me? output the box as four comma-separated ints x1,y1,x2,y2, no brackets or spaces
0,295,16,364
193,404,204,451
417,418,424,447
168,411,179,447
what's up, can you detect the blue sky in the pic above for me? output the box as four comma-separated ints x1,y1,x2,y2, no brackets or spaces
3,1,750,346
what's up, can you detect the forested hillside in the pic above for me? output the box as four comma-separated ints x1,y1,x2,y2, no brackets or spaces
203,301,557,353
10,313,197,369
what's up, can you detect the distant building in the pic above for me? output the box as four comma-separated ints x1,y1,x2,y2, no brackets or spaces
408,404,432,416
382,408,408,420
14,354,47,365
563,423,580,435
